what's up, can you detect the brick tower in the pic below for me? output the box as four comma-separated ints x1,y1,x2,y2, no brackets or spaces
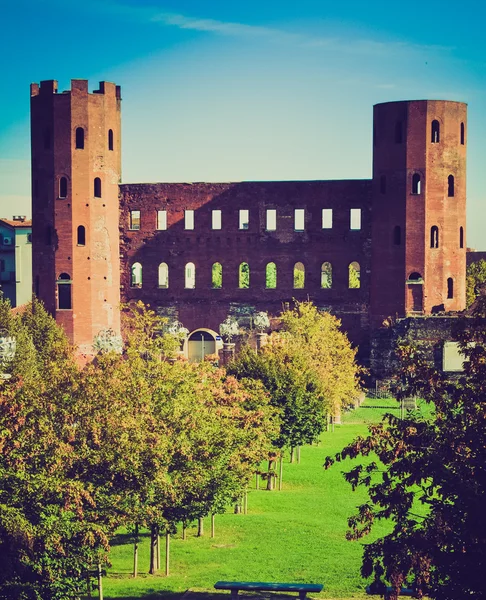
30,79,121,354
370,100,467,326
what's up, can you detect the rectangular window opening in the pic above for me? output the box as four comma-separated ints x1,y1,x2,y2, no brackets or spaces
212,209,222,230
239,209,249,230
185,210,194,230
322,209,333,229
350,208,361,231
294,209,305,231
157,210,167,231
129,210,141,231
266,209,277,231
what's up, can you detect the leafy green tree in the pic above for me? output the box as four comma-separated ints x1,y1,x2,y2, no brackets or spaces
466,258,486,307
325,297,486,600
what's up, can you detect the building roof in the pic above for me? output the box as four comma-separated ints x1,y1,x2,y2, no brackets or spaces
0,217,32,228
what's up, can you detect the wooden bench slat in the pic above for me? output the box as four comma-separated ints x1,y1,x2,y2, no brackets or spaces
214,581,323,593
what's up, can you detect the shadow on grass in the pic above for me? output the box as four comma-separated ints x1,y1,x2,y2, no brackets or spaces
104,592,326,600
110,531,151,547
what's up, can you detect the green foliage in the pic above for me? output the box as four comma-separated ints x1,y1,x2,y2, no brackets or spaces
265,263,277,289
326,297,486,600
466,258,486,307
212,262,223,289
239,263,250,289
349,263,360,289
293,263,305,288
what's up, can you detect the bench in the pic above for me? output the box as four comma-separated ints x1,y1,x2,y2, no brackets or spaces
366,584,416,600
214,581,323,600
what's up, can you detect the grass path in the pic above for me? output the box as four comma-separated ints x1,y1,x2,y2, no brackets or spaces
103,398,408,600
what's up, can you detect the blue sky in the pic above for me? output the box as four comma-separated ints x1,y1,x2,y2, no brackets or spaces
1,0,485,248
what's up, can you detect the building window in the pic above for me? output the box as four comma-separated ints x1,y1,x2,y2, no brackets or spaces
108,129,114,151
77,225,86,246
158,263,169,288
212,262,222,288
294,209,305,231
131,263,142,287
265,262,277,289
75,127,85,149
57,273,72,309
460,226,464,249
412,173,421,195
238,262,250,288
212,210,222,230
59,177,68,198
157,210,167,231
239,209,249,230
448,175,455,197
447,277,454,299
350,209,361,230
395,120,403,143
293,262,305,289
130,210,141,230
380,175,386,194
322,209,333,229
393,225,401,245
431,226,439,248
349,262,360,288
94,177,102,198
321,262,332,289
460,122,465,145
185,262,196,288
185,210,194,230
266,209,276,231
431,120,440,143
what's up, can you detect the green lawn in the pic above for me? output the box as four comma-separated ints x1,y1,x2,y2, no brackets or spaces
102,398,431,600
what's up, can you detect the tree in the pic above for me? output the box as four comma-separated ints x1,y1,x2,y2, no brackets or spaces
466,259,486,307
325,298,486,600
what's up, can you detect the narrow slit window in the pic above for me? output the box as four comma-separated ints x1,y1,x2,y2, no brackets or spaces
431,120,440,143
447,277,454,299
349,262,360,289
158,263,169,288
412,173,421,194
265,262,277,289
131,263,142,287
185,210,194,230
322,209,333,229
431,226,439,248
239,209,249,230
266,209,277,231
238,262,250,289
59,177,67,198
94,177,102,198
448,175,455,197
321,262,332,289
395,120,403,143
212,263,222,288
350,208,361,230
77,225,86,246
212,210,222,230
157,210,167,231
129,210,141,230
75,127,84,149
108,129,114,151
393,225,401,245
294,209,305,231
185,262,195,288
57,273,72,310
293,262,305,289
460,122,465,145
460,226,464,249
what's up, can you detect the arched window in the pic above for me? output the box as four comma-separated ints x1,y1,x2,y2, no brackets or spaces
158,263,169,288
131,262,142,287
212,263,222,288
94,177,102,198
412,173,421,194
460,122,465,145
77,225,85,246
408,272,423,282
57,273,72,310
430,226,439,248
448,175,455,197
321,262,332,289
293,262,305,289
349,262,360,288
265,262,277,289
380,175,386,194
238,262,250,289
75,127,84,149
185,262,195,289
447,277,454,299
393,225,401,245
395,120,403,143
460,226,464,249
108,129,114,151
59,177,67,198
431,120,440,143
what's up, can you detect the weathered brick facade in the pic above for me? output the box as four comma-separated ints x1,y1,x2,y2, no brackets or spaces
30,80,468,360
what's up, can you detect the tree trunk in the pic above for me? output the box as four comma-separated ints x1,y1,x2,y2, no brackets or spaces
297,446,301,464
182,522,187,540
290,447,294,463
234,499,241,514
279,454,283,491
244,491,248,514
133,523,139,578
97,564,103,600
211,513,215,538
197,517,204,536
267,460,275,490
149,524,158,574
165,532,170,576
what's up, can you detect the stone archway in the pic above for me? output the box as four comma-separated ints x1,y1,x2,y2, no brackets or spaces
186,328,222,363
